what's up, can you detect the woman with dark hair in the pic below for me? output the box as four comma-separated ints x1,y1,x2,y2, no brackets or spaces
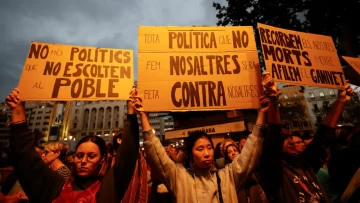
214,142,223,160
140,84,270,202
257,74,354,203
6,88,140,202
42,141,71,179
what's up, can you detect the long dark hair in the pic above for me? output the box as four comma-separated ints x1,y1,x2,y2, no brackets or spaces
75,135,107,177
185,131,214,167
214,142,223,159
106,143,115,169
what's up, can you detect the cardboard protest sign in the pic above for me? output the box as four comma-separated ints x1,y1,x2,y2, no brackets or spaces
18,42,134,101
342,56,360,75
138,26,262,112
258,23,346,89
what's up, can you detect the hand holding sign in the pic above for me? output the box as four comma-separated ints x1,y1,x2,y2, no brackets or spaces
262,72,280,97
5,88,21,110
337,81,354,103
259,96,270,113
128,86,144,112
5,88,26,124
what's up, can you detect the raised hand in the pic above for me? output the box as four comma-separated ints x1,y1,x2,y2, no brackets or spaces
255,96,270,125
259,96,270,113
261,72,279,96
127,85,144,114
5,88,21,110
5,88,26,123
323,81,354,128
337,81,354,103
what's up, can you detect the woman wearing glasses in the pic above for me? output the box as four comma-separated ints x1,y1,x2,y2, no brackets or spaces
6,88,140,203
42,141,72,180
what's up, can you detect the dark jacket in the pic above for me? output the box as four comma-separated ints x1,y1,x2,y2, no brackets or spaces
328,147,360,196
9,114,139,203
258,124,333,203
0,171,18,195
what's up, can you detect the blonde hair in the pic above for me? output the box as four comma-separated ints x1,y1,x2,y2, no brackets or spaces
45,141,69,162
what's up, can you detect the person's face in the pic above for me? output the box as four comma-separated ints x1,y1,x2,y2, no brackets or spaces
239,139,247,149
192,136,214,169
165,146,171,156
283,137,297,155
293,136,305,153
226,145,239,161
42,146,60,164
170,147,178,156
74,141,103,177
117,138,122,145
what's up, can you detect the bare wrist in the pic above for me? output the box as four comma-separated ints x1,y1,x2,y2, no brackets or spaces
336,98,347,104
11,107,26,123
258,109,267,113
267,91,277,97
138,111,147,116
127,107,135,114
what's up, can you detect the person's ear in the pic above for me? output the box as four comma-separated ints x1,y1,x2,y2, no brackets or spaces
54,151,61,158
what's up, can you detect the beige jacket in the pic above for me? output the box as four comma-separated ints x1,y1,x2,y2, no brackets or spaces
143,124,265,203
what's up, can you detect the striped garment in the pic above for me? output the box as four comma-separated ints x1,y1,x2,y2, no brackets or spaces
121,152,148,203
56,165,72,180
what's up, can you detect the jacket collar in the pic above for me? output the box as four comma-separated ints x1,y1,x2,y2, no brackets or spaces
187,164,218,178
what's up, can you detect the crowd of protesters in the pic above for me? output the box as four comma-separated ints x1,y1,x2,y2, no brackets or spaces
0,73,359,202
